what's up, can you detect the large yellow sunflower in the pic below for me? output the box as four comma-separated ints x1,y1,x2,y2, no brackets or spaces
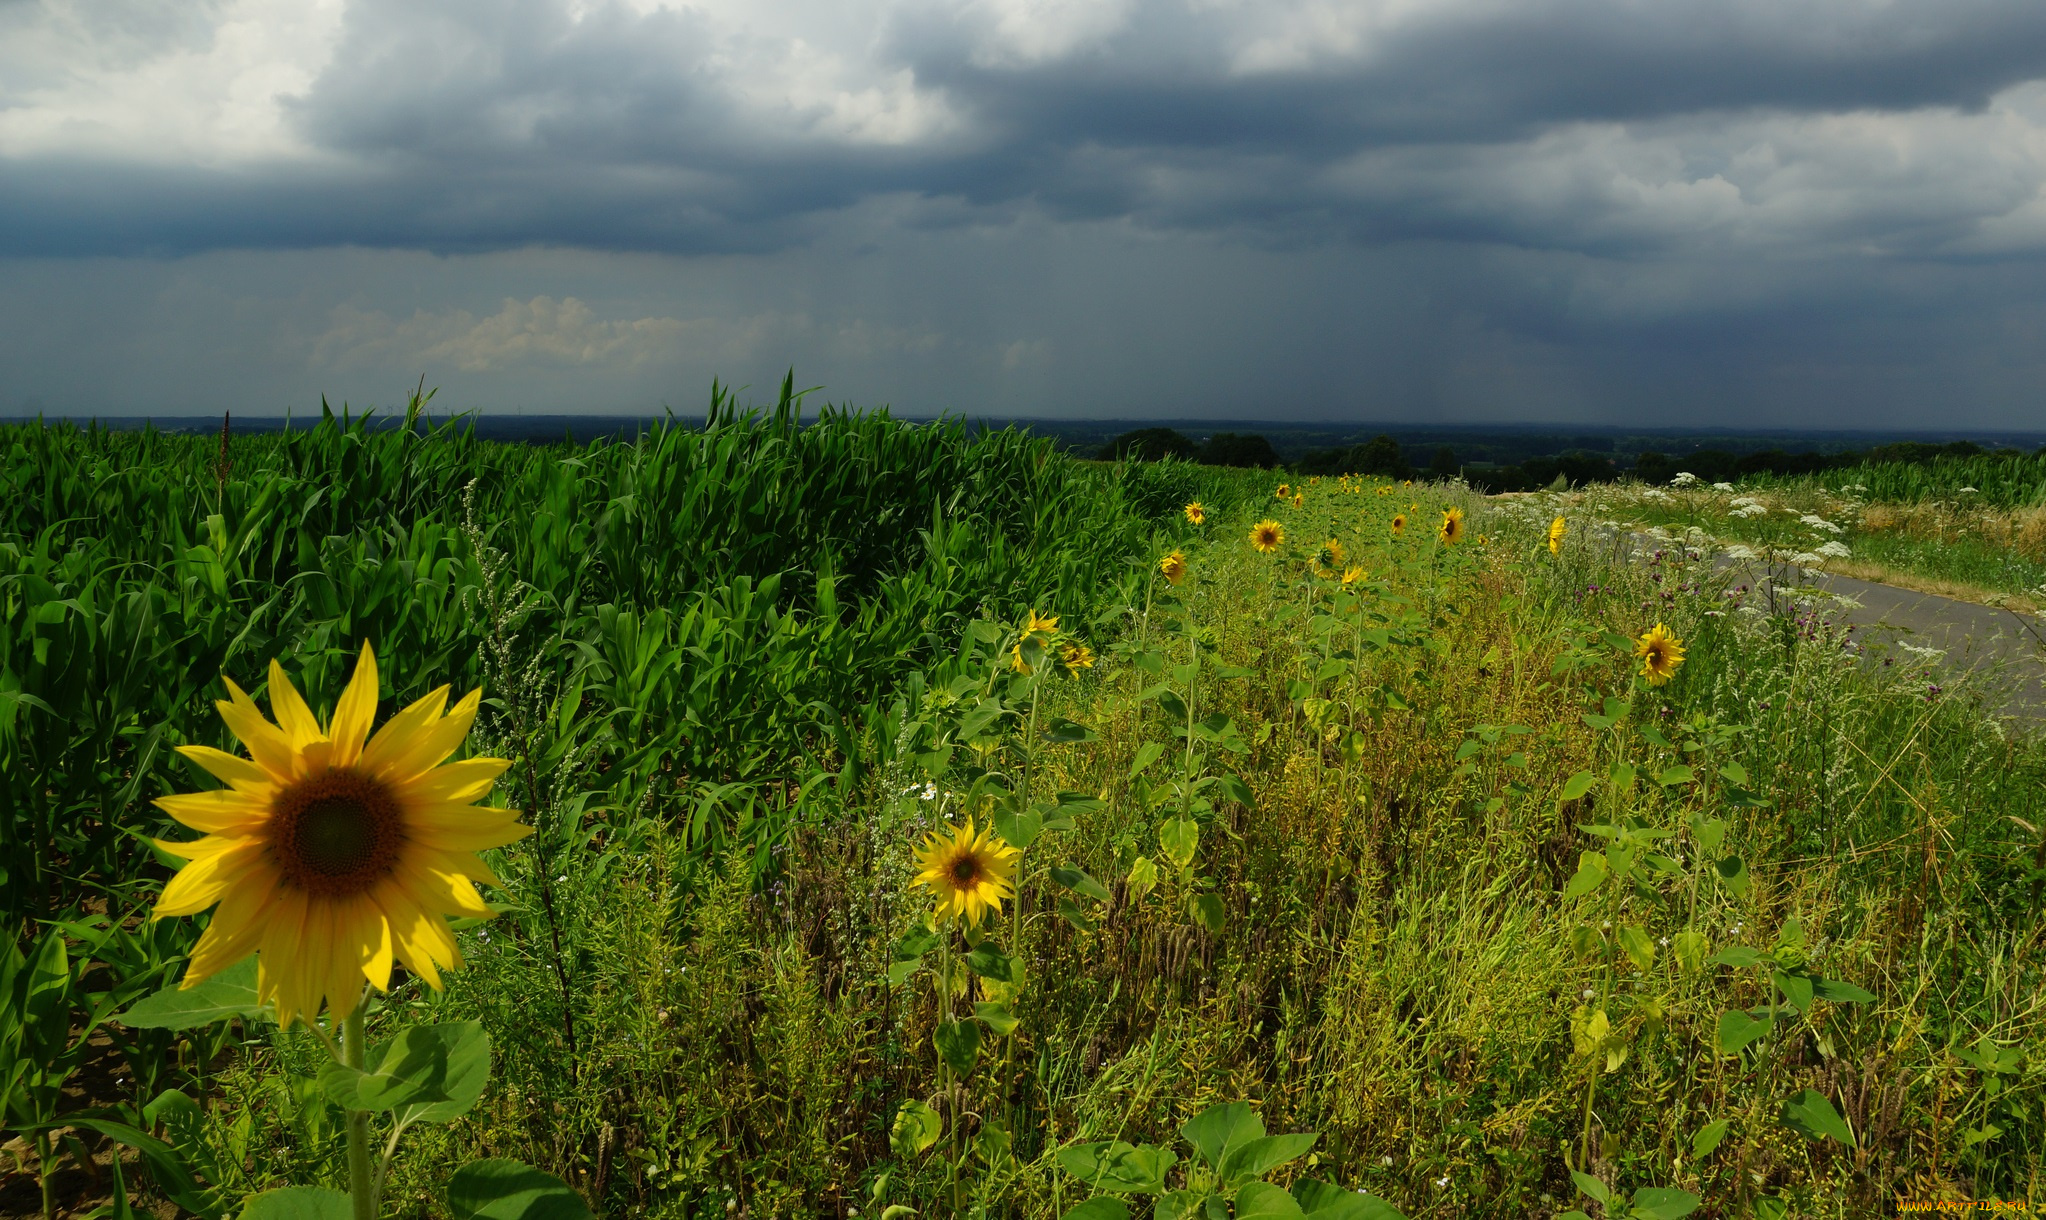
1159,549,1188,585
1250,519,1285,553
1636,623,1686,686
1548,515,1567,556
151,643,528,1026
1439,507,1466,545
1340,564,1367,586
911,818,1021,927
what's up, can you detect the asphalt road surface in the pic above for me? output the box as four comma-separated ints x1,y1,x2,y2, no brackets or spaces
1723,557,2046,720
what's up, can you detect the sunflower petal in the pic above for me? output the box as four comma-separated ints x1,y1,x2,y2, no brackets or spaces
153,789,267,835
397,758,512,805
258,890,312,1025
421,846,504,891
348,895,396,993
216,678,298,778
359,685,449,773
329,643,379,769
399,857,495,917
156,841,266,916
362,687,478,782
185,874,283,983
407,809,533,852
267,658,326,751
173,744,275,792
373,884,456,989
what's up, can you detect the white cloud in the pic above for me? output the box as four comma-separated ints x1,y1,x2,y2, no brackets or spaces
0,0,346,165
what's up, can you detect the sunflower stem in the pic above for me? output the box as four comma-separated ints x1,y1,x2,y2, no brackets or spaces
342,1004,376,1220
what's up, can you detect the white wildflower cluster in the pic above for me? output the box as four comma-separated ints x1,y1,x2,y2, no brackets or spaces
1788,551,1825,566
1670,471,1700,487
1799,514,1845,534
1712,481,1736,492
1729,497,1768,518
1815,540,1852,559
1640,487,1671,502
1722,543,1759,561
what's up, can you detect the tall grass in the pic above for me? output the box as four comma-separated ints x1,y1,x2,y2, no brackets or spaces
1744,452,2046,509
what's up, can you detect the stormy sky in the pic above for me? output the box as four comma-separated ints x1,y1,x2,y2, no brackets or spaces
9,0,2046,424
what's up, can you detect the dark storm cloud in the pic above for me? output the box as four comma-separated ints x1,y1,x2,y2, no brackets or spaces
9,0,2046,258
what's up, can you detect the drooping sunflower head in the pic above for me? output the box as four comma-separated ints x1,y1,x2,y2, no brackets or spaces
1250,519,1285,553
1390,513,1407,536
1311,537,1346,578
1012,608,1063,673
1058,641,1096,674
1439,507,1466,545
1184,501,1206,526
1159,549,1188,585
911,818,1021,927
1292,493,1305,509
1548,515,1567,556
1636,623,1686,686
1341,564,1367,586
151,643,529,1026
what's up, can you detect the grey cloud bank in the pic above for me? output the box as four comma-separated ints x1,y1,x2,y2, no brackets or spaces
7,0,2046,424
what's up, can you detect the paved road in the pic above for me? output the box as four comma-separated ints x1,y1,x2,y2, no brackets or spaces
1723,557,2046,719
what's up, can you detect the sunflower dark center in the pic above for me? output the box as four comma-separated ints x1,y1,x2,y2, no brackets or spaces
268,768,405,896
950,855,983,886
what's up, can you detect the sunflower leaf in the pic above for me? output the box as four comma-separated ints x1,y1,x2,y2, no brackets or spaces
891,1100,943,1157
1049,865,1112,903
322,1025,454,1113
447,1159,593,1220
964,944,1015,982
117,956,266,1030
381,1022,491,1125
241,1187,354,1220
934,1019,981,1076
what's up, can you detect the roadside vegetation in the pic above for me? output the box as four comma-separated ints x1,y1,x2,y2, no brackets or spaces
2,398,2039,1218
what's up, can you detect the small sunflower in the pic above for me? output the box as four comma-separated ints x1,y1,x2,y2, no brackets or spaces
1311,537,1346,578
1058,641,1096,674
1548,515,1567,556
1635,623,1686,686
1275,483,1292,500
151,643,528,1026
1340,564,1367,586
911,818,1021,927
1184,501,1206,526
1250,519,1285,553
1010,607,1063,671
1390,513,1407,536
1292,493,1305,509
1439,507,1466,545
1159,549,1188,585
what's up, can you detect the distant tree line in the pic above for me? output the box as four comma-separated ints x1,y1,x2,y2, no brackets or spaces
1101,427,1282,468
1102,428,2039,491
